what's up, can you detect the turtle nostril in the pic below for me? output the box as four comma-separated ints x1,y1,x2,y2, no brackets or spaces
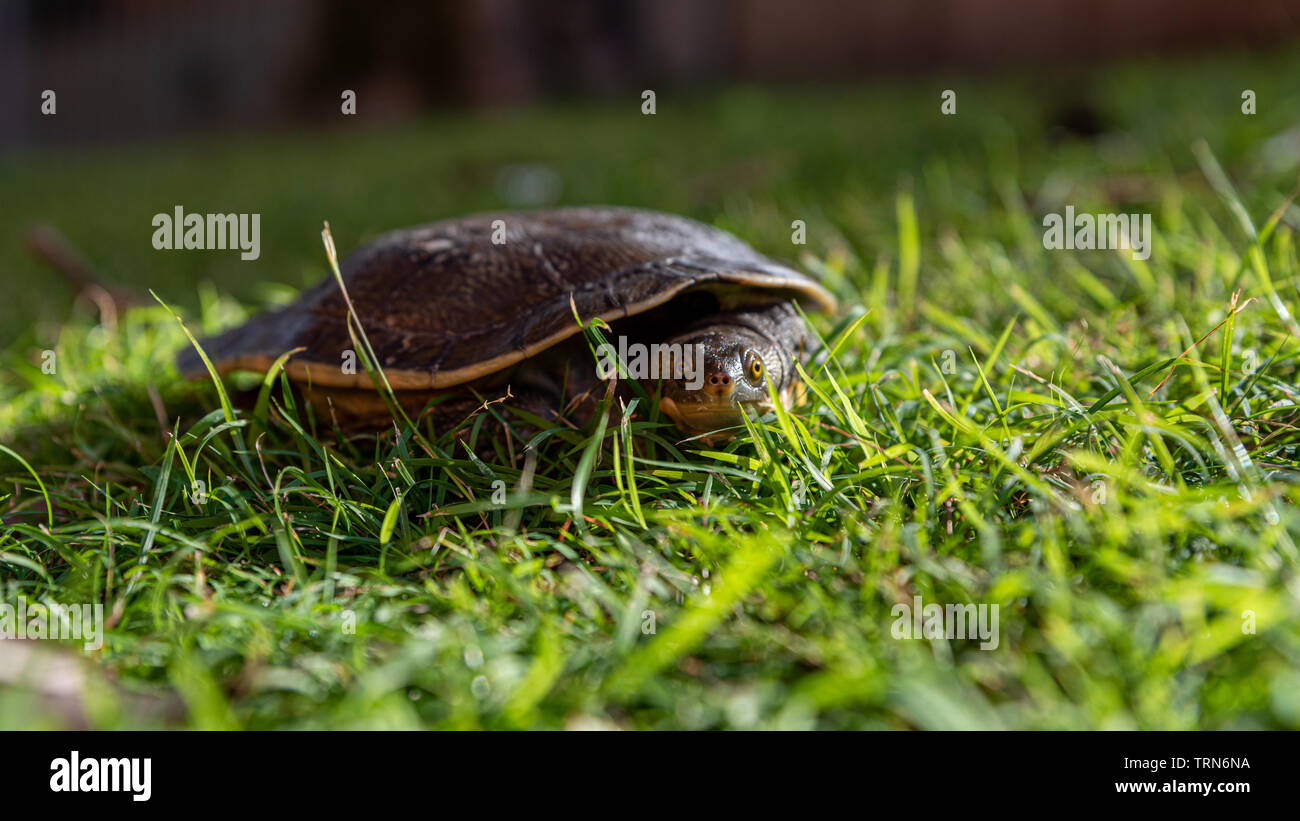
706,372,733,392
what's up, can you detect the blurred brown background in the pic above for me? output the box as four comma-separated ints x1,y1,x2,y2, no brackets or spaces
3,0,1300,148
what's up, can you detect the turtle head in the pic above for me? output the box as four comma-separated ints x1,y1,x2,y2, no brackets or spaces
655,323,789,436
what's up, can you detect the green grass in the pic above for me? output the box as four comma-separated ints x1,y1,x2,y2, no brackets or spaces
2,48,1300,729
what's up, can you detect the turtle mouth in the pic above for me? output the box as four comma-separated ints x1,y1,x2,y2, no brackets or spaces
658,396,773,435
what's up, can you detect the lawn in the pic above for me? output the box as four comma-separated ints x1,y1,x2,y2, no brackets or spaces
2,47,1299,729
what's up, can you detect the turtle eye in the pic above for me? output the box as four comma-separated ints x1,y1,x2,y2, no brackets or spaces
743,349,765,384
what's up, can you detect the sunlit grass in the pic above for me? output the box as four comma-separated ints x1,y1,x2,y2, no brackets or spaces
2,49,1300,728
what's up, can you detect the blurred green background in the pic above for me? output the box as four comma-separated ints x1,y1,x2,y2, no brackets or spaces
2,46,1298,348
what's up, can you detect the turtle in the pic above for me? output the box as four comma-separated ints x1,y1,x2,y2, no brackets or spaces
177,206,837,438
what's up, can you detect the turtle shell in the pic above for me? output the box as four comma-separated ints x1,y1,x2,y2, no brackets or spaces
184,206,836,390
